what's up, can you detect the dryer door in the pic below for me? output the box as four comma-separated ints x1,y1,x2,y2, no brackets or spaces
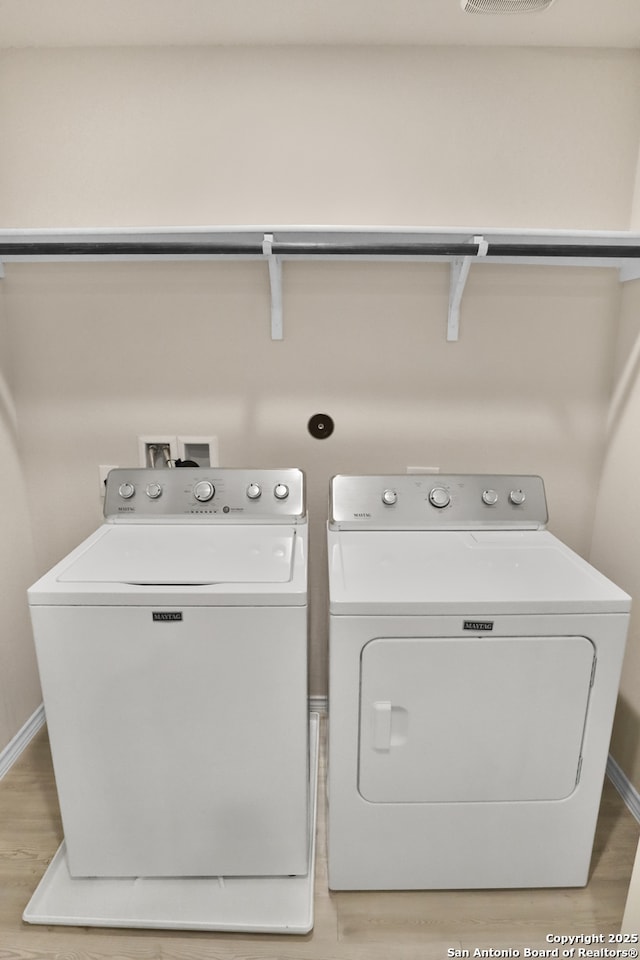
358,635,594,803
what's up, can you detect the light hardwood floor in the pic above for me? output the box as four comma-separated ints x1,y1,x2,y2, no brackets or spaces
1,718,638,960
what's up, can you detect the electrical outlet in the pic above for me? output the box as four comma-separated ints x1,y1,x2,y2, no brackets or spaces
407,466,440,474
98,465,119,497
138,436,178,468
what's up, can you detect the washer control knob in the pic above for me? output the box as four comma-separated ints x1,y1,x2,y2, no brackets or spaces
482,489,499,506
118,482,135,500
274,483,289,500
146,481,162,500
510,489,526,506
194,480,215,502
246,482,262,500
429,486,451,509
382,488,398,506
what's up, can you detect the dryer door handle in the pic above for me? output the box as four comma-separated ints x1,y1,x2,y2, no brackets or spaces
372,701,392,751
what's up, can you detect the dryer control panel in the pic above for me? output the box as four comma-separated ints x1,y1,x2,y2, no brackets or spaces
329,474,548,530
104,467,305,522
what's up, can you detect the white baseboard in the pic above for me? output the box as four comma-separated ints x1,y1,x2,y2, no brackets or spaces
607,754,640,824
0,704,46,782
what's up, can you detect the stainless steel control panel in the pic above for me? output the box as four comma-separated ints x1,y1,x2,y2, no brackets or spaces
329,474,548,530
104,468,306,522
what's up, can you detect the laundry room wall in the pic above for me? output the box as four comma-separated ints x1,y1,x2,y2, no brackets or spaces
0,46,639,229
591,278,640,794
0,289,41,754
1,43,640,743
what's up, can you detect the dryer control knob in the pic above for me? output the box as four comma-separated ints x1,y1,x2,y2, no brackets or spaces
382,488,398,506
274,483,289,500
146,481,162,500
509,489,526,506
246,483,262,500
194,480,215,502
482,489,499,506
429,486,451,509
118,482,135,500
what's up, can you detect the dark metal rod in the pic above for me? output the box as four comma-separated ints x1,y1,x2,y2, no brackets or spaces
0,242,265,257
485,243,640,259
0,240,639,259
275,242,640,258
275,242,482,257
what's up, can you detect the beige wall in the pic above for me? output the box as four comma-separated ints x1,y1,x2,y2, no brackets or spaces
0,283,40,750
0,46,639,229
591,279,640,790
1,44,640,750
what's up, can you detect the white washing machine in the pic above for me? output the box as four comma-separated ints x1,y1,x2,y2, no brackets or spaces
25,467,317,933
327,474,630,891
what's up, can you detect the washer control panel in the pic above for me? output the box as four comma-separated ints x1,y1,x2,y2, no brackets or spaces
105,467,305,522
329,474,548,530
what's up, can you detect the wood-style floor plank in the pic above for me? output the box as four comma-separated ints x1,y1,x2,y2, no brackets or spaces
1,719,638,960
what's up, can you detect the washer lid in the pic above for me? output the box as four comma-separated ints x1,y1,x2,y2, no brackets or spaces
57,525,297,585
328,529,631,614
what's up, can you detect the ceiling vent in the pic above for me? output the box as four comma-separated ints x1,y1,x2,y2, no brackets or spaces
461,0,555,12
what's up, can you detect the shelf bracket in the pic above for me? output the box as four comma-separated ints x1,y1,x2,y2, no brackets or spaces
447,235,488,342
619,262,640,283
262,233,283,340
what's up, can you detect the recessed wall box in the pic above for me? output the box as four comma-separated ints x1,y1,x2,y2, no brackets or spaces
177,436,219,468
138,436,178,469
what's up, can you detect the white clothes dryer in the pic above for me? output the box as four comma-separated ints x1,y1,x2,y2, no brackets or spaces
27,468,310,893
327,474,630,890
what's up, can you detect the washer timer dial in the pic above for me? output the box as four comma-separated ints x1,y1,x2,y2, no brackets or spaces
429,486,451,509
193,480,215,503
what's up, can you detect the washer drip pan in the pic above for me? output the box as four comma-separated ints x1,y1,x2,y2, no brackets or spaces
23,713,319,935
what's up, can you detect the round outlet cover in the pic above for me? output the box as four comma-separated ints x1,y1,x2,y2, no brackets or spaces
308,413,335,439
